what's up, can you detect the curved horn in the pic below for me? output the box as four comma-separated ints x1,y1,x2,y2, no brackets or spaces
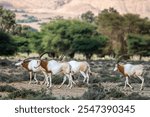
116,54,130,64
23,57,39,62
59,55,65,61
39,52,49,59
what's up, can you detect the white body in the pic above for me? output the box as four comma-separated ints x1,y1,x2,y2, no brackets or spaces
15,59,41,84
47,60,62,75
28,60,41,72
68,60,91,84
114,63,144,90
41,60,75,89
124,64,144,76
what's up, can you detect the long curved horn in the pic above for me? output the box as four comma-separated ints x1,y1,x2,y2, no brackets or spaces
39,52,49,59
116,54,130,64
23,57,39,62
59,55,65,61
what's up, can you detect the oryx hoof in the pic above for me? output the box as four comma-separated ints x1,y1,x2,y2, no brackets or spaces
36,81,40,85
140,87,144,91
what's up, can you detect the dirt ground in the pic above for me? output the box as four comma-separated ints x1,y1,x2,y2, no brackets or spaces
0,59,150,99
0,81,87,98
0,81,150,99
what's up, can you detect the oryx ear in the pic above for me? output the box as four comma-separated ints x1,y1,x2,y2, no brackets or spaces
59,55,65,61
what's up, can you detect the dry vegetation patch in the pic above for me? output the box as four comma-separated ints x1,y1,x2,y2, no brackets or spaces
0,59,150,100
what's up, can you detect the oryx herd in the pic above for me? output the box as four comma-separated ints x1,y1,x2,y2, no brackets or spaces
15,53,145,91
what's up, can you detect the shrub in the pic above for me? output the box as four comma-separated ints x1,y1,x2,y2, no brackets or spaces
81,83,107,100
0,59,12,66
108,88,125,98
52,75,68,85
124,92,150,100
3,89,56,100
0,85,18,92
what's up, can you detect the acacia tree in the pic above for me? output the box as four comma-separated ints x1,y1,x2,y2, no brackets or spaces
95,8,150,57
40,19,107,59
95,8,126,56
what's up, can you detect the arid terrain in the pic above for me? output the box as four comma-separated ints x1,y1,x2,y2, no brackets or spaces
0,58,150,100
0,0,150,30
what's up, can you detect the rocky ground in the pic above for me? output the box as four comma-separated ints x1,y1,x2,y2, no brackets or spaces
0,58,150,99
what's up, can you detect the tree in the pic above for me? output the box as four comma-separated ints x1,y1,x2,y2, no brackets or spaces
81,11,95,23
72,35,107,59
95,8,150,57
0,6,16,33
40,19,107,59
127,34,150,59
0,32,16,56
12,25,38,55
95,8,126,56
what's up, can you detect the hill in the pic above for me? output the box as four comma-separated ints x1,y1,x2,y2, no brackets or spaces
0,0,149,30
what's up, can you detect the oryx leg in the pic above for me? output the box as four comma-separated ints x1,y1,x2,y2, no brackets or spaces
86,72,90,85
47,73,52,88
29,72,33,84
42,71,48,85
124,78,127,89
59,76,67,88
66,74,74,89
80,71,87,83
137,76,144,90
126,76,133,89
33,72,39,84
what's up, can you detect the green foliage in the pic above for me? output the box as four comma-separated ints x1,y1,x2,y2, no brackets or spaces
40,19,107,59
13,35,30,53
81,11,95,23
12,25,38,54
72,35,107,59
95,8,150,57
95,8,126,56
127,34,150,57
0,6,16,33
0,31,16,56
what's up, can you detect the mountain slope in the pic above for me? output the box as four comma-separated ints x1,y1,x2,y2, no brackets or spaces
0,0,149,29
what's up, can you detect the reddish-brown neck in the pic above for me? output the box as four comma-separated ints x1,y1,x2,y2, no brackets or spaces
22,61,30,71
40,60,51,73
117,64,126,76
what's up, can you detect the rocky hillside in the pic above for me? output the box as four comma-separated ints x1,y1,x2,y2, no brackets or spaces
0,0,149,29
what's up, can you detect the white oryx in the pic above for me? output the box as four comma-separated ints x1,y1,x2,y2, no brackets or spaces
68,60,92,84
15,58,41,84
37,53,75,89
114,55,145,90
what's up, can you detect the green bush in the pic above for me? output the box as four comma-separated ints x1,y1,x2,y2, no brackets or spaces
0,32,16,56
